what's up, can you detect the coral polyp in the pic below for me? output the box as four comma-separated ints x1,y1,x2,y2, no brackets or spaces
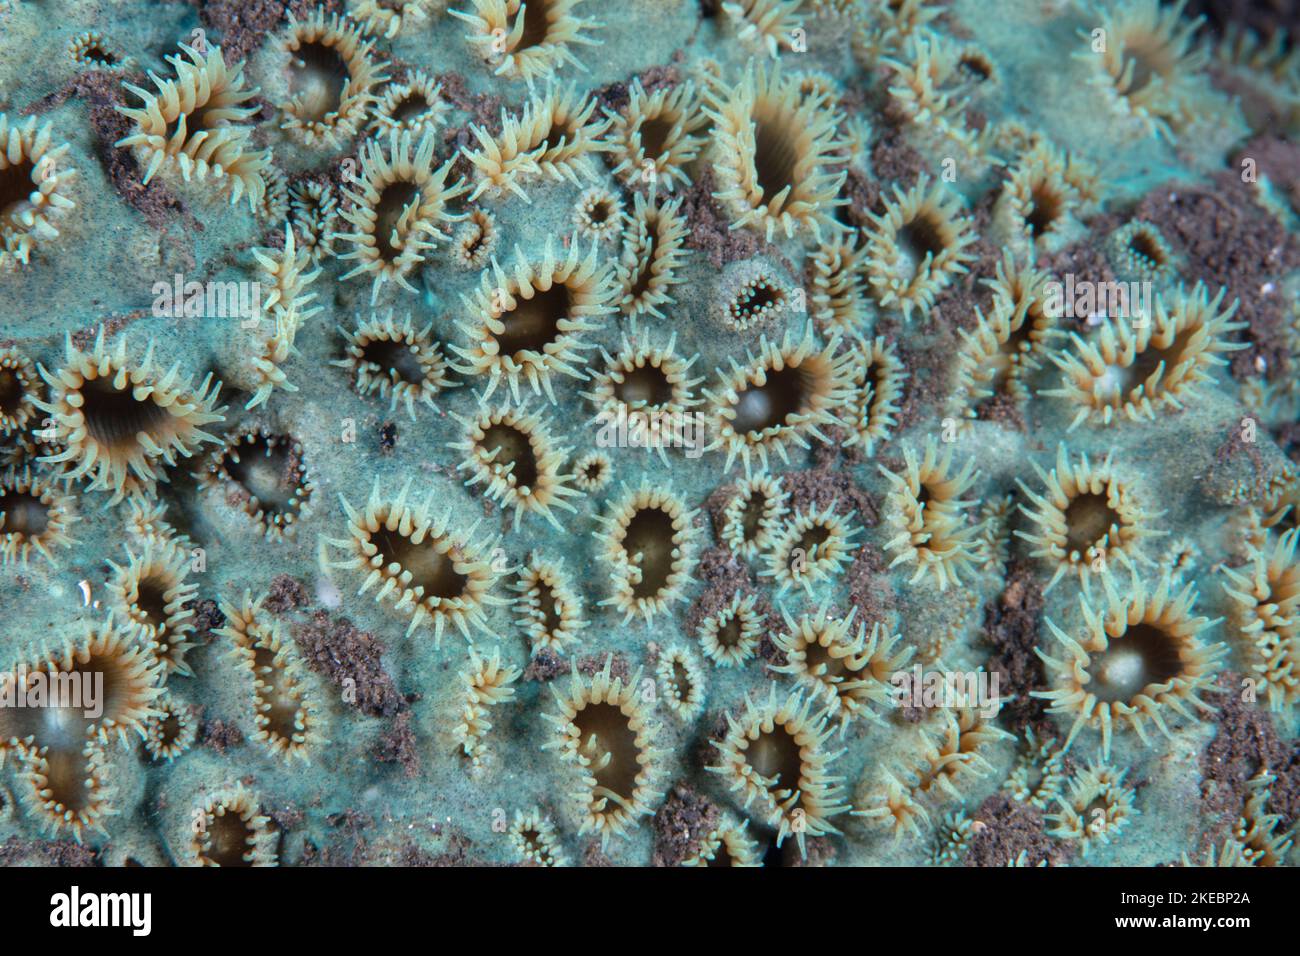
336,129,468,302
863,175,978,321
115,43,270,208
0,467,78,567
452,0,602,87
451,400,579,530
879,437,982,590
36,330,225,504
706,60,846,241
708,685,850,858
273,9,388,147
334,311,456,417
189,784,279,867
542,657,664,849
452,238,615,402
595,480,700,625
0,115,78,271
1035,568,1227,758
1045,283,1246,429
1016,444,1162,593
704,327,855,474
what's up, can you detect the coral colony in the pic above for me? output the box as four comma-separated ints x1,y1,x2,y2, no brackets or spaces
1,0,1299,871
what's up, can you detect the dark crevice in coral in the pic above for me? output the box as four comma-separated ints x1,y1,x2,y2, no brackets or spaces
981,561,1050,735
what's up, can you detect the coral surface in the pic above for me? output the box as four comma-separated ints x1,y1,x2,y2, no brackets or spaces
1,0,1298,870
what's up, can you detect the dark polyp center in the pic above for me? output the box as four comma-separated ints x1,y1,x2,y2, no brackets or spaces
614,363,673,408
251,645,302,740
797,522,831,559
134,576,171,628
42,748,96,814
79,377,170,452
289,40,348,121
959,53,992,82
390,94,433,123
374,181,420,260
374,526,468,600
0,489,47,537
898,212,947,275
75,654,133,730
735,278,785,319
534,582,561,633
517,0,554,51
622,506,676,597
573,702,639,799
158,712,181,746
1120,38,1165,94
1064,492,1119,555
362,337,425,384
747,726,804,796
205,811,258,867
1123,327,1197,394
480,423,538,488
638,115,674,160
1092,622,1184,702
753,110,799,200
739,488,768,541
224,434,301,515
1026,182,1063,239
0,368,20,412
0,159,35,221
1128,229,1164,266
716,613,744,648
731,365,813,434
377,522,467,598
497,284,569,356
804,639,848,686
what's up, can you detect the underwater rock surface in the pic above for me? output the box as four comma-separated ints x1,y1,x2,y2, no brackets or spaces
0,0,1297,867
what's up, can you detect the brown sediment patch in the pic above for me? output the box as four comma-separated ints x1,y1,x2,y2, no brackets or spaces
374,711,419,777
652,782,721,867
844,541,897,627
577,652,630,683
835,166,881,232
264,573,311,614
186,598,226,645
780,465,880,526
1133,175,1300,381
193,0,296,64
925,195,1001,334
962,793,1070,867
981,561,1049,734
1199,671,1300,847
869,115,928,194
523,648,568,683
0,837,98,867
680,168,761,268
201,717,245,754
1234,136,1300,216
292,610,405,718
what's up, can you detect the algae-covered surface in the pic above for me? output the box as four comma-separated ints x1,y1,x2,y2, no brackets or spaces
0,0,1298,868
